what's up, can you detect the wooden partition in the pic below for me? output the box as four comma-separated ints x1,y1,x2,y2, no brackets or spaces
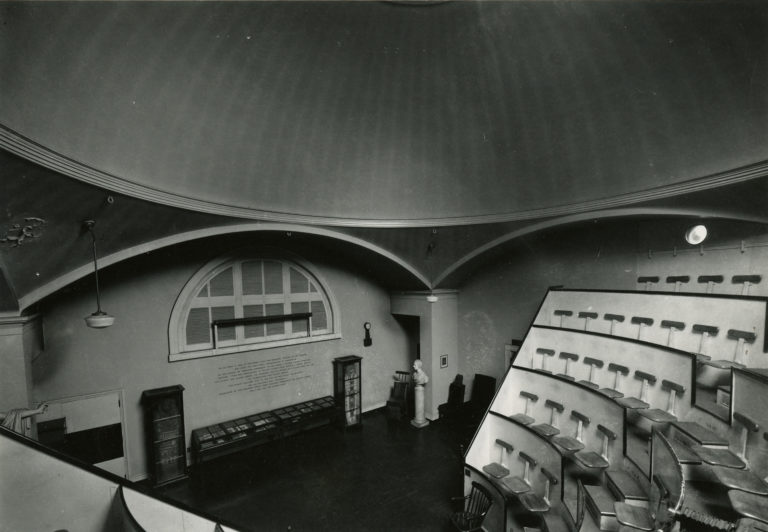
730,368,768,479
465,414,566,532
514,326,696,417
0,426,241,532
491,366,625,465
534,289,768,364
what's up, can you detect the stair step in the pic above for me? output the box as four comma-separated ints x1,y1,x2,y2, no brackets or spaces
614,502,654,531
712,467,768,495
670,421,729,448
729,491,768,524
541,513,572,532
691,445,746,469
584,484,619,531
606,471,648,507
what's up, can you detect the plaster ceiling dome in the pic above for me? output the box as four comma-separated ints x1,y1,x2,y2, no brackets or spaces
0,1,765,226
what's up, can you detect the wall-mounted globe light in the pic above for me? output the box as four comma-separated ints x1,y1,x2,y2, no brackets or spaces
684,224,708,245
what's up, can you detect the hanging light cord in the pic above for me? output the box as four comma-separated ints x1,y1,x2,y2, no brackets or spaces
86,222,105,315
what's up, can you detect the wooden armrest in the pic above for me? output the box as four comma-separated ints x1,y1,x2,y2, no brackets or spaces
536,348,556,356
597,424,617,440
635,370,657,385
583,357,604,368
520,391,539,402
604,313,625,322
666,275,690,283
553,310,573,316
571,410,590,425
661,380,685,394
579,311,598,319
541,467,559,485
545,399,564,412
692,324,719,336
698,275,724,284
559,351,579,361
495,438,515,452
727,329,757,342
733,412,759,433
631,316,654,326
732,275,762,284
661,320,685,330
637,276,660,283
519,451,538,466
608,363,629,375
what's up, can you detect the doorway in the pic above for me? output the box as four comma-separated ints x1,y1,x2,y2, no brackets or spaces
35,389,127,477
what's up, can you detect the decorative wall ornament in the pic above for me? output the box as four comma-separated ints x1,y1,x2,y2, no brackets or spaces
0,217,46,246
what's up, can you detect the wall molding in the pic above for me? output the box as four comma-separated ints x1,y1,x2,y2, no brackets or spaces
3,124,768,228
18,223,431,311
433,207,768,287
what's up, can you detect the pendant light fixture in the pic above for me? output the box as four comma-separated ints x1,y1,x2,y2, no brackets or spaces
83,219,115,329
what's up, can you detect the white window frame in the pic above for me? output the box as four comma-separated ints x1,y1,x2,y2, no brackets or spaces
169,252,341,362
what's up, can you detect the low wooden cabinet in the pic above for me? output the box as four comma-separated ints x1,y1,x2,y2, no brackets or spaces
333,355,362,428
141,385,188,487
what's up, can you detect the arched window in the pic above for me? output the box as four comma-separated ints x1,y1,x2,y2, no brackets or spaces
169,253,340,361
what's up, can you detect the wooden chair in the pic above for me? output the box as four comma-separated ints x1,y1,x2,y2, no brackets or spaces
450,481,493,531
386,371,410,420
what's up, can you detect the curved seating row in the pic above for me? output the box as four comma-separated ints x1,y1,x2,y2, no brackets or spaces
466,286,768,531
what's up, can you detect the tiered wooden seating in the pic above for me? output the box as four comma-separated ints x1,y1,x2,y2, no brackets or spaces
534,288,768,363
465,283,768,532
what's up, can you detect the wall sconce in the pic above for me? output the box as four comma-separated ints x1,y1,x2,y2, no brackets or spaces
685,225,708,245
83,220,115,329
363,322,372,347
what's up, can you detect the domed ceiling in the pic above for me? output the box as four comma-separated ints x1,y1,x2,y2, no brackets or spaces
1,0,767,226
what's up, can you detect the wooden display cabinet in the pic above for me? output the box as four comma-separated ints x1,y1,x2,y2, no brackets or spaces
141,385,188,487
333,355,362,428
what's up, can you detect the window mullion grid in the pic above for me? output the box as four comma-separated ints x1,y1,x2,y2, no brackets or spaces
233,262,244,342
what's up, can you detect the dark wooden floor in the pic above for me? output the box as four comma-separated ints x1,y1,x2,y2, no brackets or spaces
159,409,480,532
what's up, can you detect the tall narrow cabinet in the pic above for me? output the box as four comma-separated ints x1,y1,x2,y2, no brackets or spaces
141,384,188,486
333,356,362,428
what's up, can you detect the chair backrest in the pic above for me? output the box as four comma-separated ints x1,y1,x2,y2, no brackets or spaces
391,381,408,401
465,481,493,522
471,374,497,409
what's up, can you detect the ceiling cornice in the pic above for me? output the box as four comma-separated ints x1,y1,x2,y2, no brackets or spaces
3,124,768,229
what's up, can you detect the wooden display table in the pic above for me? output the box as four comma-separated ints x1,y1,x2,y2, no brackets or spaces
190,396,336,470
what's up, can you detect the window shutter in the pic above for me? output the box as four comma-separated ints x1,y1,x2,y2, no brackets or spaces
186,308,211,345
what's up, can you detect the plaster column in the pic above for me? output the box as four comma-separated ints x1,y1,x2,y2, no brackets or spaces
411,383,429,428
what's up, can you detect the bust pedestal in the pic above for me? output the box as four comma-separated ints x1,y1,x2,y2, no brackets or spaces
411,383,430,428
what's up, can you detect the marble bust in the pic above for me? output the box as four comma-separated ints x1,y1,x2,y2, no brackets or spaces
413,359,429,386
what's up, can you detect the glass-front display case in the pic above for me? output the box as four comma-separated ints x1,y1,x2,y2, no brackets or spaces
333,356,362,428
141,384,188,487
